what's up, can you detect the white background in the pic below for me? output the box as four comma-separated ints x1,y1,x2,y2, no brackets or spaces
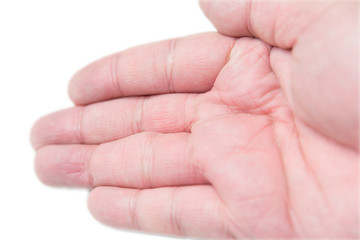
0,1,214,239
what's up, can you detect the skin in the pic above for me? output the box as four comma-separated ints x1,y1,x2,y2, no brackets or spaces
31,0,359,239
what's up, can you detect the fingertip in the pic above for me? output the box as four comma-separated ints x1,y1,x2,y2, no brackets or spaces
198,0,210,17
30,107,84,150
68,66,95,106
30,118,42,150
34,146,61,186
67,71,83,106
68,55,118,106
34,145,94,188
198,0,250,38
30,114,56,150
87,187,133,229
87,187,102,219
87,187,112,217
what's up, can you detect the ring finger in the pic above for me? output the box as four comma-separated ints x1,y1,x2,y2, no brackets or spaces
35,132,206,189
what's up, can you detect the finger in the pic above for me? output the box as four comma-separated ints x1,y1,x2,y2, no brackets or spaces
88,186,236,238
199,0,335,48
69,32,235,105
35,132,207,188
211,37,281,114
31,93,199,149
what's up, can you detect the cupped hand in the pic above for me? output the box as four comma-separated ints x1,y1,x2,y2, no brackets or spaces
31,1,358,238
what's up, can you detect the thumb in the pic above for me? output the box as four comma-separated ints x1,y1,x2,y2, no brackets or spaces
199,0,334,49
200,0,359,150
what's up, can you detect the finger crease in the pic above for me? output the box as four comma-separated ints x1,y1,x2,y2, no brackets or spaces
188,138,205,180
129,190,142,231
183,94,194,132
225,39,237,64
140,133,156,188
133,97,145,133
246,0,255,36
170,187,184,236
84,146,95,188
76,107,85,144
166,38,179,93
111,53,123,96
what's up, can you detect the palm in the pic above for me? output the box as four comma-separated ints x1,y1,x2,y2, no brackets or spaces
189,38,357,238
31,1,358,239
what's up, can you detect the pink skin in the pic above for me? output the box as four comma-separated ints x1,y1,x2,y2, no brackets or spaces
31,1,358,239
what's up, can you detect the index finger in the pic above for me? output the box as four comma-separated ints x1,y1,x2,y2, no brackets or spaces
69,32,235,105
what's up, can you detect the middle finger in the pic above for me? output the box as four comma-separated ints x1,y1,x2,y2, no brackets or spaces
31,93,200,149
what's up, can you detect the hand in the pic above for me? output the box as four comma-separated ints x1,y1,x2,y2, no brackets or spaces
31,1,358,238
